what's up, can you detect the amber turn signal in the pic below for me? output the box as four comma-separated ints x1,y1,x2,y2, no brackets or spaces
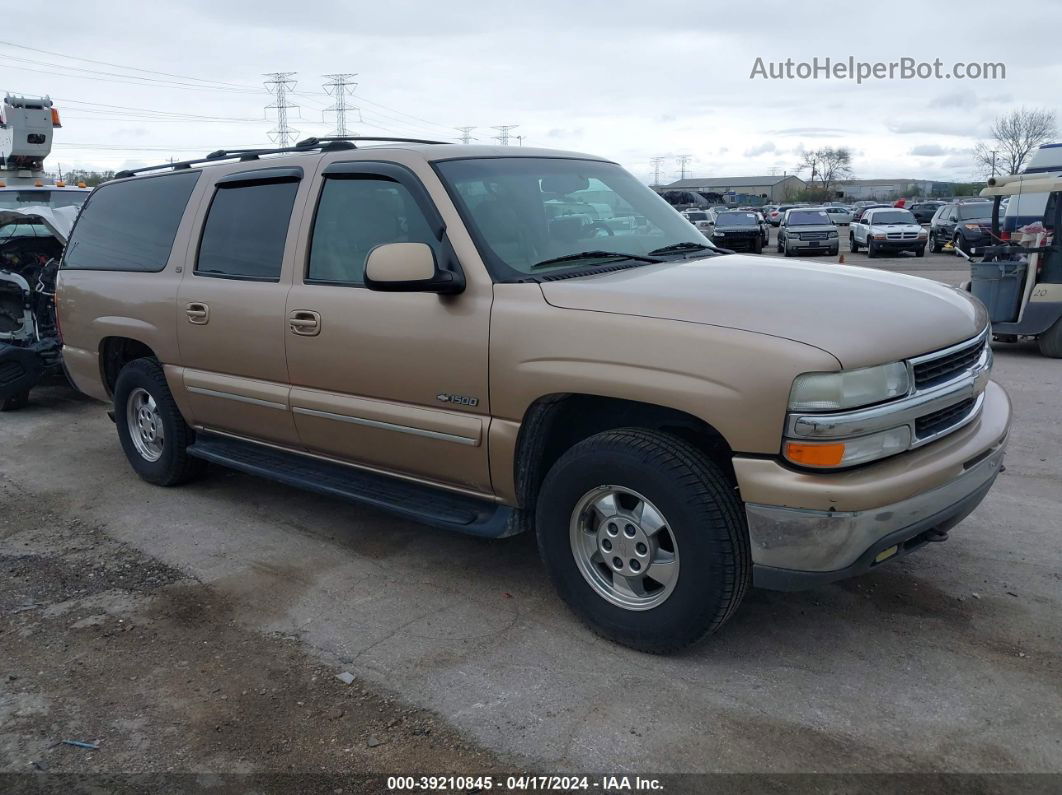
784,441,846,468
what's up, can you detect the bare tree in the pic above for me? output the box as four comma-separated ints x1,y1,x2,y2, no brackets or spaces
795,147,854,199
975,107,1057,178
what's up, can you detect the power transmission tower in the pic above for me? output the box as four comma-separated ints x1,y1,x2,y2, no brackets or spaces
263,72,300,147
675,154,692,180
455,126,477,144
492,125,519,146
322,73,359,136
650,156,666,186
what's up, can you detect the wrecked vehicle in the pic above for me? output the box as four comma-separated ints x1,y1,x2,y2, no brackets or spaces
0,206,75,410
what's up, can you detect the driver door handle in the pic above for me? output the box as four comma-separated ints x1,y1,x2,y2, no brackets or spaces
289,310,321,336
186,302,209,324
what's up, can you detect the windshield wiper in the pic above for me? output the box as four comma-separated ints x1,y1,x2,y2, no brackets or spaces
648,241,717,255
529,250,662,270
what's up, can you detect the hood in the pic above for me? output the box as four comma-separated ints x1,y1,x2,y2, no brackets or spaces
539,255,987,368
0,206,76,243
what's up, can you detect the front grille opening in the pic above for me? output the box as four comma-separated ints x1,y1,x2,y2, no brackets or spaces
913,339,984,389
915,397,976,438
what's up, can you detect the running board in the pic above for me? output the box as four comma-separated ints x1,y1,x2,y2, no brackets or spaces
186,433,516,538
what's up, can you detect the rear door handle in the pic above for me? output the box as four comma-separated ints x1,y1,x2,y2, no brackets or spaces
289,310,321,336
186,302,209,324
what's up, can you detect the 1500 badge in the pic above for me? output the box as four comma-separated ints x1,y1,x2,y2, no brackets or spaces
436,392,479,407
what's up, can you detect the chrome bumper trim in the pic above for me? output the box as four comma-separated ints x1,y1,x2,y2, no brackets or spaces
745,442,1006,573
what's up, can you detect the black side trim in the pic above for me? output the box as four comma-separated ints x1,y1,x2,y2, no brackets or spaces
185,433,518,538
215,166,303,186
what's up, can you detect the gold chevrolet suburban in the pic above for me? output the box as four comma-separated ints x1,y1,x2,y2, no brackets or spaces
55,138,1010,652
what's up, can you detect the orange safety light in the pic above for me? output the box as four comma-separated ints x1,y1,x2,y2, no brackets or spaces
77,181,87,188
784,441,846,468
56,179,66,187
34,179,44,187
51,108,62,128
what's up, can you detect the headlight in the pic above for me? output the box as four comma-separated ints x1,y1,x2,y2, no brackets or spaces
828,230,838,238
784,426,912,468
918,230,928,238
963,224,982,231
789,362,911,411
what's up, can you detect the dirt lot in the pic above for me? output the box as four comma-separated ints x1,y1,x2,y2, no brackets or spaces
0,474,516,790
1,254,1060,788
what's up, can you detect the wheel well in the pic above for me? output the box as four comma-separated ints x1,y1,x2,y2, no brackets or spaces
514,394,735,512
99,337,157,396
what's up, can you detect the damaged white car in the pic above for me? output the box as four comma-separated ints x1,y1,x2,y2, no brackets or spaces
0,206,76,410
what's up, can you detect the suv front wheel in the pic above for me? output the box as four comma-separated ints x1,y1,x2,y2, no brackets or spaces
536,429,750,653
114,358,204,486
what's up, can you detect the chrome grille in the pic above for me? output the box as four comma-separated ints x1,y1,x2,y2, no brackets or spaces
913,336,987,389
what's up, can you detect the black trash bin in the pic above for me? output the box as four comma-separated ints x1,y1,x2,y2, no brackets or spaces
970,260,1027,323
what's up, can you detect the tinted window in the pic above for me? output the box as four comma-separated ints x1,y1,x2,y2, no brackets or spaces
196,180,299,280
869,210,917,224
716,212,758,226
0,189,90,210
62,171,199,271
957,204,992,221
308,177,439,285
787,210,831,225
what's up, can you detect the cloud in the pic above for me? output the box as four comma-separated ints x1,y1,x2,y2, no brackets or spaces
909,144,949,156
768,127,850,138
743,142,777,157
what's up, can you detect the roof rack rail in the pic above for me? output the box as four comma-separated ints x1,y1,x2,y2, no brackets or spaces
114,136,454,180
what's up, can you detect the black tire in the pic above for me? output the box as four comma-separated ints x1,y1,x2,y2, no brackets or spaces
931,233,944,253
752,238,763,254
867,241,878,258
113,358,204,486
536,428,750,653
915,245,926,257
850,235,859,253
1038,317,1062,358
0,390,30,412
776,238,784,253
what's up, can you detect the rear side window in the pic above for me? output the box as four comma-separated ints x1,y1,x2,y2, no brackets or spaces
307,177,439,285
196,180,299,280
62,171,199,271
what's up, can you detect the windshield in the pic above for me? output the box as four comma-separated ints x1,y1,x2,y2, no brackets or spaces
716,212,758,227
870,210,916,224
0,189,89,210
787,210,830,225
686,212,708,221
0,222,53,238
957,203,992,221
435,157,713,279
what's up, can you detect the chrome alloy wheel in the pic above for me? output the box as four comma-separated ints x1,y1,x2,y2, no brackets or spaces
569,486,680,611
126,387,165,462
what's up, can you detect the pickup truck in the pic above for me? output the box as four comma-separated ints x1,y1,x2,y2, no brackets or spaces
54,138,1010,652
850,207,928,257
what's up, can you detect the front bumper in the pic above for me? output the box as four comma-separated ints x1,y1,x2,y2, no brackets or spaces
789,238,838,251
0,339,60,402
740,380,1010,590
871,238,926,251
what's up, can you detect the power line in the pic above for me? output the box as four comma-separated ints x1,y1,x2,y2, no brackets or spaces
264,72,299,147
322,73,359,136
0,39,258,90
675,154,693,180
455,126,477,144
492,125,519,146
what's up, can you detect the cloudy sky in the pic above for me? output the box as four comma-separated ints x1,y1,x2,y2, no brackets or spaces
5,0,1061,184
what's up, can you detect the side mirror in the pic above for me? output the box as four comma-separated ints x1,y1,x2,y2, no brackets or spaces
364,242,465,295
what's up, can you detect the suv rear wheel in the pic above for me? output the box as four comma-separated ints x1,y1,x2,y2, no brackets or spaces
1039,317,1062,358
536,428,750,653
114,358,204,486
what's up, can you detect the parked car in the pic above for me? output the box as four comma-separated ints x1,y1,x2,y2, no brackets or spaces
850,207,928,257
823,206,853,225
777,207,839,256
929,202,996,255
710,210,765,253
908,201,946,224
682,208,715,236
851,204,892,225
54,138,1010,652
0,206,77,410
766,203,797,226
